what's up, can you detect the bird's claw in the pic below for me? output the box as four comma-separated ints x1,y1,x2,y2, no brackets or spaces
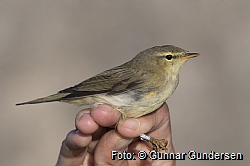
149,137,168,152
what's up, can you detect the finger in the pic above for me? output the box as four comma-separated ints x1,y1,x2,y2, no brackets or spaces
91,104,121,127
94,130,132,166
118,103,170,137
75,109,99,134
56,130,92,166
75,105,121,155
117,103,174,151
75,108,111,154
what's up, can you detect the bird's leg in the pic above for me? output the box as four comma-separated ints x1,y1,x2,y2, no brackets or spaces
140,134,168,152
115,113,126,129
115,115,168,152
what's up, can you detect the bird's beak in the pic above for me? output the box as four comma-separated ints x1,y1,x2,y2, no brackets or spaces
182,52,200,60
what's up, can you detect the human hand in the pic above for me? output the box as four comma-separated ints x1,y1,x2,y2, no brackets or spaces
56,103,175,166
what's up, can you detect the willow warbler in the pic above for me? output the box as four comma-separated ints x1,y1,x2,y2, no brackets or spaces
16,45,199,151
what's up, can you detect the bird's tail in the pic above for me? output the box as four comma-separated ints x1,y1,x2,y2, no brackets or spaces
16,93,69,106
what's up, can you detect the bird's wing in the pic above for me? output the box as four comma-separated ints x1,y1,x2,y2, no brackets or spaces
15,64,154,106
59,65,152,98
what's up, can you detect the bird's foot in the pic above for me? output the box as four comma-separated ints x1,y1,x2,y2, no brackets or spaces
140,134,168,152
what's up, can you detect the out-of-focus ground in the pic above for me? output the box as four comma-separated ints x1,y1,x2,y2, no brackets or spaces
1,1,249,166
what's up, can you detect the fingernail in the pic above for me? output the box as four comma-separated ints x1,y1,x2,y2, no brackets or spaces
76,112,91,122
114,138,133,151
75,130,85,137
92,104,113,111
80,113,91,119
122,119,140,130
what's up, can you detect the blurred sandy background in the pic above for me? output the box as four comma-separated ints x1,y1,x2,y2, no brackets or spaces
1,1,250,166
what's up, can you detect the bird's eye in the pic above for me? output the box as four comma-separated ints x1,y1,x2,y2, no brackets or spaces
165,55,173,61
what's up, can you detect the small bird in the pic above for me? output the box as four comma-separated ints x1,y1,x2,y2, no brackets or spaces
16,45,199,151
